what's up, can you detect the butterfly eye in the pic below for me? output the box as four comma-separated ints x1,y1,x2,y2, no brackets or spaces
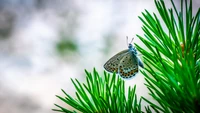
128,44,132,48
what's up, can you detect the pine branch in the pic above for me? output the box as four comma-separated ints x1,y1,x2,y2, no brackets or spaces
136,0,200,112
52,69,143,113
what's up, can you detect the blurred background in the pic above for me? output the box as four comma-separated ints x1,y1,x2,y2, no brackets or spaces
0,0,199,113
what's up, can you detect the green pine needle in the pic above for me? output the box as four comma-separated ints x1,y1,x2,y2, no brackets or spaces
53,69,142,113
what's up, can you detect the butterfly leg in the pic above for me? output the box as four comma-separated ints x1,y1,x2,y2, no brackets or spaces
138,57,144,68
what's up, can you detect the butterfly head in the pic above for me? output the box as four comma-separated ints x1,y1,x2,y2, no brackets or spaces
128,43,137,55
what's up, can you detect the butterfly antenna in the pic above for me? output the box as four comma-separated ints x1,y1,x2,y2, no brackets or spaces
126,36,129,46
130,37,134,44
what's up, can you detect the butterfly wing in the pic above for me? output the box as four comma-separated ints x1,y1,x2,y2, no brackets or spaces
104,50,129,73
118,52,139,79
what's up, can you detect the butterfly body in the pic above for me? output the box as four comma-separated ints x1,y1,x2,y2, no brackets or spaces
104,43,143,79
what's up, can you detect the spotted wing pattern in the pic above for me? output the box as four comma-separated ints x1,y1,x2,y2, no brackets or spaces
118,51,139,79
104,50,129,73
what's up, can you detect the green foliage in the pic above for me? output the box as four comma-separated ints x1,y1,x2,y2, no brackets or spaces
56,38,78,55
135,0,200,112
53,69,143,113
56,31,78,56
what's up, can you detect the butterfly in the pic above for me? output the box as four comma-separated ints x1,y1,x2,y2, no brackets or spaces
104,37,144,79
